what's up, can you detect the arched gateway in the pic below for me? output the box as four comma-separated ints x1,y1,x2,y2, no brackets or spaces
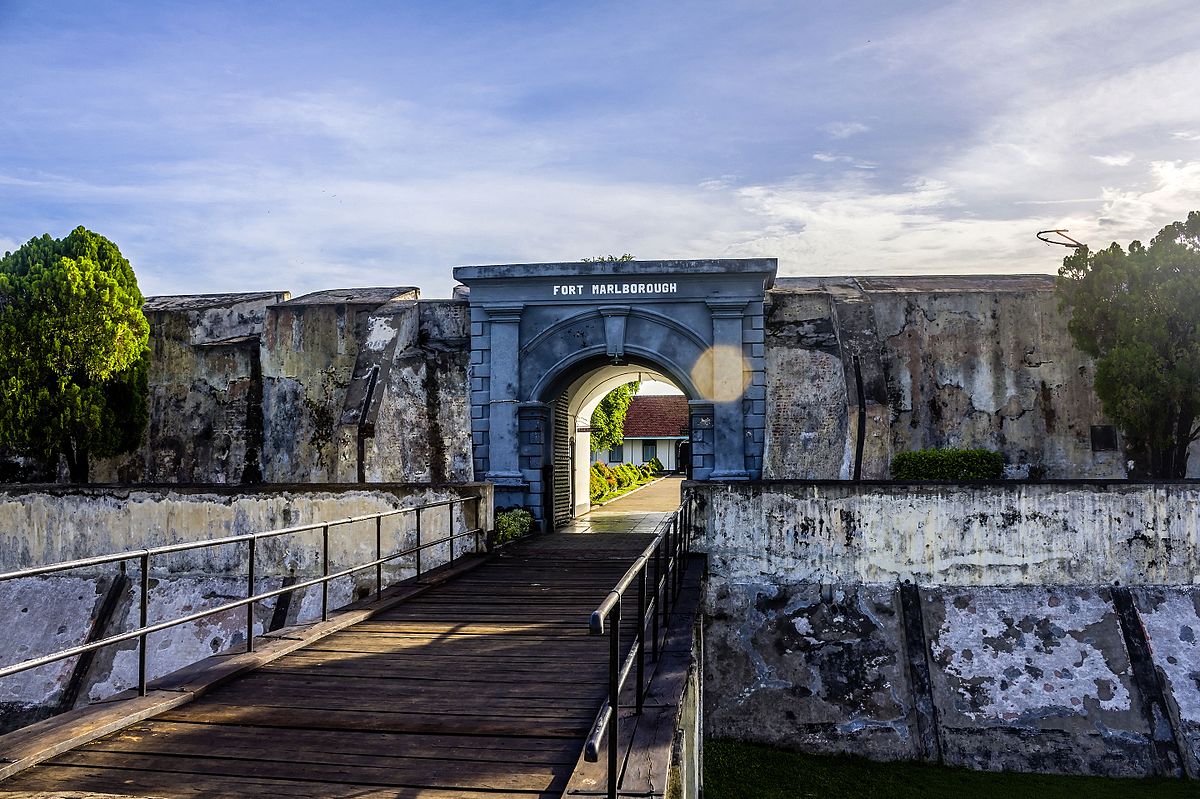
454,259,777,528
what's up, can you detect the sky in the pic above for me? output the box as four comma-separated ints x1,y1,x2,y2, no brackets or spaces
2,0,1199,298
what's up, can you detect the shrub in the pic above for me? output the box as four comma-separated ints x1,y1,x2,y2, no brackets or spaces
589,470,607,502
493,508,533,545
891,448,1005,480
647,456,665,473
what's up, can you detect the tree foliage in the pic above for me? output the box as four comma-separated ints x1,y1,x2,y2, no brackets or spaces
1056,211,1200,478
0,227,150,480
589,381,639,452
582,254,635,262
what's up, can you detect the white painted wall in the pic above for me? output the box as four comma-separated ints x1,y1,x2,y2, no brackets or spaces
693,482,1200,586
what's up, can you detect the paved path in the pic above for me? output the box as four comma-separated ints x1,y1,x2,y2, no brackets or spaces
558,476,684,535
0,534,654,799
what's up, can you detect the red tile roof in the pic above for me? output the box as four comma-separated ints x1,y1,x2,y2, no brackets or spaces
622,394,688,438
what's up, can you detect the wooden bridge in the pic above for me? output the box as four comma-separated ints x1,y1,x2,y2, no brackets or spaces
0,479,702,799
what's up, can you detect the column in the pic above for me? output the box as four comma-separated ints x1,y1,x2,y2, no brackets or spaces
483,304,525,484
708,300,749,480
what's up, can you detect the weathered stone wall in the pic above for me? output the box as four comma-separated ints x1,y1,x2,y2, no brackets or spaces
352,301,473,484
692,481,1200,778
762,276,1163,480
0,483,490,733
92,293,288,483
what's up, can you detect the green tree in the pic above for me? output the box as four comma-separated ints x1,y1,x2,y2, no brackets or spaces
0,227,150,481
582,254,635,262
1056,211,1200,478
590,382,640,453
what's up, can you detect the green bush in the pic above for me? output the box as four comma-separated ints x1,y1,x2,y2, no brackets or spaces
891,448,1005,480
589,469,607,502
647,456,665,473
493,508,533,545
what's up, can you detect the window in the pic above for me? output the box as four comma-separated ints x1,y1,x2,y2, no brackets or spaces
609,445,624,463
642,441,657,462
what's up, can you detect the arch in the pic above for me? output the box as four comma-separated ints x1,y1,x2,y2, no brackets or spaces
528,346,702,406
519,305,709,359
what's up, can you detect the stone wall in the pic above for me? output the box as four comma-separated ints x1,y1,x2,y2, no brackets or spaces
89,288,473,487
691,481,1200,778
761,276,1194,480
92,292,288,483
0,483,490,734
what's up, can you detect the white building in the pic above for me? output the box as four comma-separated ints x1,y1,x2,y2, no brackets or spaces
590,394,689,472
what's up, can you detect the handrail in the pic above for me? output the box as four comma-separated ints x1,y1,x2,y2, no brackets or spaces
0,494,488,696
582,490,695,799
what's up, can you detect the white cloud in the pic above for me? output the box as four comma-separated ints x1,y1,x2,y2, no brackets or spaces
812,152,876,169
822,121,869,139
1172,131,1200,141
1092,154,1133,167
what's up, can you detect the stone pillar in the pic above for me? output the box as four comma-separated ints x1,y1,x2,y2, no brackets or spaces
688,400,715,480
483,304,524,484
708,300,749,480
518,402,550,526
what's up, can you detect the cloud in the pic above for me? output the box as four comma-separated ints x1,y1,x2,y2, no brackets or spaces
812,152,877,169
822,121,869,139
1092,154,1133,167
1172,131,1200,141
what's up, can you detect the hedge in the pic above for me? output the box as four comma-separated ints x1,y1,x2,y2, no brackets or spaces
494,507,534,545
891,448,1005,480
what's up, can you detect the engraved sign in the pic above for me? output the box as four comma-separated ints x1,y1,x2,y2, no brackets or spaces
552,282,679,297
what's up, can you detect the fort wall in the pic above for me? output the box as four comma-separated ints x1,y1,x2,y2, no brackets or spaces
691,480,1200,778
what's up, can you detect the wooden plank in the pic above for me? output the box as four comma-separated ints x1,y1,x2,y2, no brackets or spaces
1,764,552,798
154,705,589,737
48,749,562,793
0,691,195,783
83,720,582,763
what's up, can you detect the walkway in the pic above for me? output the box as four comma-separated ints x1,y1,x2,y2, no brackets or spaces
0,534,657,798
559,476,684,535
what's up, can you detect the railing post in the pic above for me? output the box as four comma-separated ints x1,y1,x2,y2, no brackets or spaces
375,515,383,602
138,552,149,696
474,495,482,553
608,597,621,799
415,509,423,579
651,537,660,662
449,501,455,563
636,567,646,714
321,523,330,622
246,536,256,653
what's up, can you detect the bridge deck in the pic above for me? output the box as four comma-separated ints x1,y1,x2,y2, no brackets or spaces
0,532,658,799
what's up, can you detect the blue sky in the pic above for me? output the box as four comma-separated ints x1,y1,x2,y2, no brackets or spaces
2,1,1198,298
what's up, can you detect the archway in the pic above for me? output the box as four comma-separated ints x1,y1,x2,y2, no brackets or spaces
538,359,689,526
453,258,777,529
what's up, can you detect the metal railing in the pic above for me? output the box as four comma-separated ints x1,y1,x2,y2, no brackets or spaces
583,493,695,799
0,494,486,697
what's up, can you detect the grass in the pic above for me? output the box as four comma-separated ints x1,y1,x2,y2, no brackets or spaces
704,739,1200,799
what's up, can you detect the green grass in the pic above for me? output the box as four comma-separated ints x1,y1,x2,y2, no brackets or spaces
704,739,1200,799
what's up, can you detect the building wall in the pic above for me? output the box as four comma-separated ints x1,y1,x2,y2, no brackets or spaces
591,436,684,470
691,480,1200,778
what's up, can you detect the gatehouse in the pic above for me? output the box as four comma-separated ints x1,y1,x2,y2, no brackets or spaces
454,259,777,527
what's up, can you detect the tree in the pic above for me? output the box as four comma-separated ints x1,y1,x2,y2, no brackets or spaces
582,254,635,262
590,382,640,453
1056,211,1200,478
0,227,150,481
